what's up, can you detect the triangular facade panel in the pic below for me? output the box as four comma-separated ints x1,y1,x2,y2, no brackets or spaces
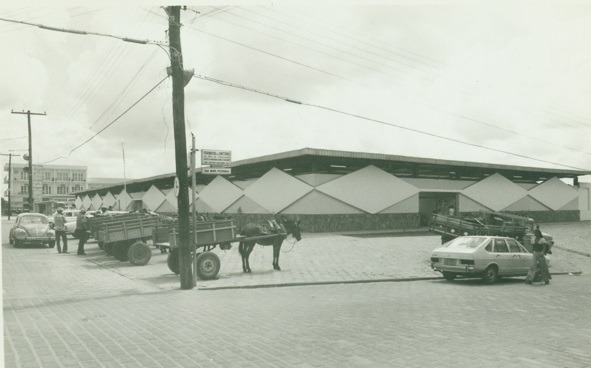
558,197,578,211
282,190,363,214
458,194,492,212
503,195,551,212
232,179,257,190
244,168,313,213
156,200,177,213
75,196,83,209
163,188,178,211
102,192,117,208
224,195,271,214
529,177,579,211
117,190,132,212
296,174,343,187
91,194,103,210
316,165,419,214
380,194,419,214
462,173,527,212
198,176,244,213
142,185,166,211
194,198,216,213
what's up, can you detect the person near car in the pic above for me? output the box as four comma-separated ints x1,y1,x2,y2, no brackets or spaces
447,206,455,217
54,207,68,254
75,209,89,255
525,236,551,285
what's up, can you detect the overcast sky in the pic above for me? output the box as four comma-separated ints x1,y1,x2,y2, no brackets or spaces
1,1,591,190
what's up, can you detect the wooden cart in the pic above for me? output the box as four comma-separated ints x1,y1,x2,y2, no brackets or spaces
155,219,284,280
94,214,166,265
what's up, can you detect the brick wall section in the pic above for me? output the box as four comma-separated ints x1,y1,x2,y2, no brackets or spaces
229,213,420,233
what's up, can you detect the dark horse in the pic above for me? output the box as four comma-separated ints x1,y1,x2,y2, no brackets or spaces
238,218,302,273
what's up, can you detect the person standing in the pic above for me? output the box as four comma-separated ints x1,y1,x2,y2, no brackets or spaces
54,207,68,254
525,230,550,285
76,209,89,255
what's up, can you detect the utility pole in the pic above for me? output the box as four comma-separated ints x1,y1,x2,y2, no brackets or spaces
167,6,193,289
1,152,17,220
11,110,46,212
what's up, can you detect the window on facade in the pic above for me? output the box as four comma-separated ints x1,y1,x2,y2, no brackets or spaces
57,172,69,181
44,171,51,180
20,171,28,180
57,185,68,194
72,172,85,181
20,185,28,194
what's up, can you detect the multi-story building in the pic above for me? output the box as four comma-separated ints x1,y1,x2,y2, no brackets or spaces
3,163,87,214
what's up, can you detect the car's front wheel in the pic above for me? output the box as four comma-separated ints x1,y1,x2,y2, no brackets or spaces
442,272,456,281
482,265,498,284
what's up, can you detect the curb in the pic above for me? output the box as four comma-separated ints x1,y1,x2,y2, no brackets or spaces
553,246,591,258
198,276,442,291
197,271,584,291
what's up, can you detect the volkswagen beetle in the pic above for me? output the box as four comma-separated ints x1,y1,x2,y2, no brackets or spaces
9,213,55,248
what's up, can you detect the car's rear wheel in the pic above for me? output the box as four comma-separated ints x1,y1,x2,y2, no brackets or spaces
482,265,498,284
442,272,456,281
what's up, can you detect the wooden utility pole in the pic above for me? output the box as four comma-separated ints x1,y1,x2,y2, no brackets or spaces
1,152,17,220
167,6,193,289
11,110,46,212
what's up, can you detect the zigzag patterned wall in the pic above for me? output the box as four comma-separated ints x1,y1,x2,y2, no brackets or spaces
75,166,580,215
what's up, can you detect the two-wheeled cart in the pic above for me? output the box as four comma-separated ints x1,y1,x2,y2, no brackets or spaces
93,213,166,265
155,219,285,280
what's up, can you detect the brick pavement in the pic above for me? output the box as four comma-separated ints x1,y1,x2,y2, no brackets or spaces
3,219,591,367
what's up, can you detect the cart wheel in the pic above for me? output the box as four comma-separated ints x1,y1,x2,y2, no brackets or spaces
128,242,152,266
167,248,180,274
113,242,130,262
104,243,113,256
98,241,104,250
196,252,221,280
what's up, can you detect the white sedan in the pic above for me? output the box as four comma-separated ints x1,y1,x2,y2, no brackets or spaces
430,236,551,284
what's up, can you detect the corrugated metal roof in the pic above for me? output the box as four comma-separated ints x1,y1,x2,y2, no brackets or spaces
230,147,590,176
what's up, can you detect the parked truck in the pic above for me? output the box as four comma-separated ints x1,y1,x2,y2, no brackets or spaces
429,211,554,252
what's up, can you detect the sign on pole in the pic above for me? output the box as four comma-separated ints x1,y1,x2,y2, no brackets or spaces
201,149,231,166
202,167,231,175
173,176,180,197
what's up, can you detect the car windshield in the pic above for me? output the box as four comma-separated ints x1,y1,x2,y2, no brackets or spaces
445,237,485,249
20,216,48,225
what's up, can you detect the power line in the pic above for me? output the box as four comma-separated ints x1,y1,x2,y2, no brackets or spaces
41,75,169,165
192,73,590,172
184,24,366,87
0,16,167,45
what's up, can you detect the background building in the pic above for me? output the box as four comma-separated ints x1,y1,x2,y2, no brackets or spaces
3,163,87,214
71,148,591,232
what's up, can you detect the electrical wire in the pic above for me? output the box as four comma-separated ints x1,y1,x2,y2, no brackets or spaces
41,75,169,165
192,73,591,172
0,16,167,45
184,24,366,87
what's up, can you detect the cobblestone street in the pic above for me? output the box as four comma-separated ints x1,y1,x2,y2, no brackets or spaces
3,219,591,367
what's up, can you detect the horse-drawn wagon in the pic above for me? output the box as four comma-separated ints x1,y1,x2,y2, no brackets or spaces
156,217,302,280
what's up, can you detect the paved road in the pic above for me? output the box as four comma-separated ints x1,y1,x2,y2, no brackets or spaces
3,219,591,367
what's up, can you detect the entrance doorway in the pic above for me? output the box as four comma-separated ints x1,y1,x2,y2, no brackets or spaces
418,192,459,226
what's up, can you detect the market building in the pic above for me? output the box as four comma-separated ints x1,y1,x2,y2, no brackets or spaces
72,148,591,232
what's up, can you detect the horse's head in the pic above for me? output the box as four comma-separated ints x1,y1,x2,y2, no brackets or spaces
281,218,302,241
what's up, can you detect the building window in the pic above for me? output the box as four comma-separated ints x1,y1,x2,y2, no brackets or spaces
44,171,51,180
42,184,52,195
57,172,69,181
72,172,85,181
20,171,28,180
57,184,68,195
20,185,28,194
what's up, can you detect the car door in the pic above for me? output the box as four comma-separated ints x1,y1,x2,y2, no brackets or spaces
506,238,529,275
492,238,513,275
505,239,527,275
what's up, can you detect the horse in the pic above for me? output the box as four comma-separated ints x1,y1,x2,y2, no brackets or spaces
238,218,302,273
